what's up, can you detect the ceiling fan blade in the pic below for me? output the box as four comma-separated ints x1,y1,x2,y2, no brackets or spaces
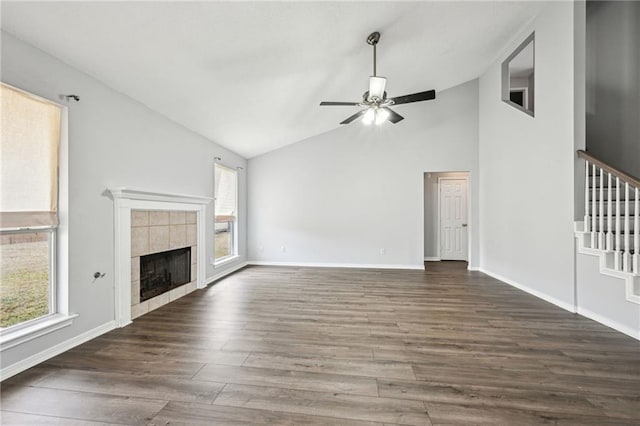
320,101,360,106
390,89,436,105
340,110,367,125
383,107,404,124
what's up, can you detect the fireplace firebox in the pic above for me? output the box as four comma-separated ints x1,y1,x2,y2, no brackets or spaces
140,247,191,302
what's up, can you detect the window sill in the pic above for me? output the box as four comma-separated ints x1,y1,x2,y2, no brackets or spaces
0,313,78,352
213,255,240,268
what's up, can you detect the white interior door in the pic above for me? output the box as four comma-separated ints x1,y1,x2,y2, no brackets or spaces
439,178,468,261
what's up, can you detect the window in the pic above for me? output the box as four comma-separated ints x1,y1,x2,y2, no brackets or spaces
214,163,238,263
1,83,64,332
501,32,535,116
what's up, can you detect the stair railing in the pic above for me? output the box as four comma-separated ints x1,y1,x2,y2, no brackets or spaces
578,150,639,274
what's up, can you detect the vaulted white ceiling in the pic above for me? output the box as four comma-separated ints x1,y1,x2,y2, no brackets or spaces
1,1,542,158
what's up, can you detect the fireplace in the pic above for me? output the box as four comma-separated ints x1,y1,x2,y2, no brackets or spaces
140,247,191,302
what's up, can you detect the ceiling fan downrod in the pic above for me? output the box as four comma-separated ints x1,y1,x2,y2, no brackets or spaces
366,32,380,77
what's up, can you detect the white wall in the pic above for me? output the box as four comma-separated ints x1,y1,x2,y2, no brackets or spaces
0,32,247,371
478,2,577,309
575,251,640,339
248,79,479,269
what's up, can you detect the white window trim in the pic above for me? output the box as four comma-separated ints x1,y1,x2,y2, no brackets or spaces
213,254,240,268
0,313,78,351
214,162,239,264
0,84,73,349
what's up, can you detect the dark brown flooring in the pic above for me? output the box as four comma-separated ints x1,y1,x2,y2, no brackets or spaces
1,262,639,425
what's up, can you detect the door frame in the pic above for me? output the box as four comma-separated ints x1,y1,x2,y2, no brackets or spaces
436,176,470,261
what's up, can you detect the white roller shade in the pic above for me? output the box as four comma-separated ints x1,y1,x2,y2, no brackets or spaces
214,164,237,222
1,84,61,229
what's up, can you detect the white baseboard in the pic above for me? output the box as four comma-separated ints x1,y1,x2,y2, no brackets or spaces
247,261,424,270
577,306,640,341
205,261,248,285
0,320,116,382
424,257,441,262
467,265,481,271
478,268,576,313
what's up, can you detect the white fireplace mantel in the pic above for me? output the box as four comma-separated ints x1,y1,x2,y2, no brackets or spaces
108,188,211,327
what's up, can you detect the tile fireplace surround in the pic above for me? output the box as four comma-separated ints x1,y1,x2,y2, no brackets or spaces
130,210,198,319
109,189,210,327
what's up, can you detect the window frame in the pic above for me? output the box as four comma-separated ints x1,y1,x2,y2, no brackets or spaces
213,162,239,266
0,82,73,351
501,32,535,117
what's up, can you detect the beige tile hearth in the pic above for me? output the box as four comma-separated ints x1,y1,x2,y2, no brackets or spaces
170,224,187,249
149,226,170,253
169,286,186,302
130,209,198,320
131,301,149,319
148,292,170,312
170,211,186,225
186,224,197,246
131,280,140,305
131,210,149,227
149,211,169,226
131,227,149,257
186,211,196,224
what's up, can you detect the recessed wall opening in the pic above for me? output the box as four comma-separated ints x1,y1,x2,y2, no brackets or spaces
423,172,470,266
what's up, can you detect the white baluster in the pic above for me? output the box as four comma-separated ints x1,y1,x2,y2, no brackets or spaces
615,177,621,270
634,187,639,274
606,172,613,250
623,182,630,272
598,168,604,249
584,161,590,232
591,164,597,248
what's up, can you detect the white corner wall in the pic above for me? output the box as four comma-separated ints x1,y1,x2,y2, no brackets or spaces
0,31,247,373
248,79,479,269
478,2,577,310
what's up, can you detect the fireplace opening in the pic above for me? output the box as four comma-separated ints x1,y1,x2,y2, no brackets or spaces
140,247,191,302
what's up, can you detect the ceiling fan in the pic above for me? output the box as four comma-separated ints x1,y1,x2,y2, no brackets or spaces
320,31,436,125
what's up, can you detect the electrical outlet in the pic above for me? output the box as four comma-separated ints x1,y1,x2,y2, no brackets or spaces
281,246,286,253
259,245,264,252
380,248,385,255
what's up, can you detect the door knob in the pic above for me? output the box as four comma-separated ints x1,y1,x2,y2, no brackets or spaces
462,224,468,227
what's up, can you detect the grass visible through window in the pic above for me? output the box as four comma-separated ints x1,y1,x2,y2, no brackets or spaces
215,224,232,260
0,234,50,329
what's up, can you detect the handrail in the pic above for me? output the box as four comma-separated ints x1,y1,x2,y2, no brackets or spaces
577,150,640,189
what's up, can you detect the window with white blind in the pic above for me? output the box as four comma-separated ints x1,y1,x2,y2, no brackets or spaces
0,83,70,335
214,163,238,263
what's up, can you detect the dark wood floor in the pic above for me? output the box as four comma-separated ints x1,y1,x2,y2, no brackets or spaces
1,262,639,425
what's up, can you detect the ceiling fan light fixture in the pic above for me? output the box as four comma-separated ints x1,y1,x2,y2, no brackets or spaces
375,108,390,125
368,76,387,101
362,108,376,125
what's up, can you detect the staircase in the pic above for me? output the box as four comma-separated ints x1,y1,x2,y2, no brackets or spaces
574,150,640,304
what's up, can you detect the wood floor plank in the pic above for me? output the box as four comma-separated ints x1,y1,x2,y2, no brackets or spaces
0,411,120,425
33,369,225,404
243,352,416,380
151,401,383,426
377,378,604,416
0,385,167,425
423,401,639,425
2,262,638,424
194,363,378,396
213,383,431,425
221,338,374,360
96,343,249,366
